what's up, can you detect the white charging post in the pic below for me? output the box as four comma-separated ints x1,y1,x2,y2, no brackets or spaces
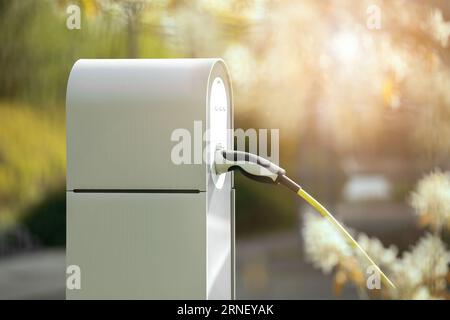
66,59,235,299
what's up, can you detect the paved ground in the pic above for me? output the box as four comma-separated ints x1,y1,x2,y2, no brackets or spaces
0,201,416,299
0,250,65,299
0,232,358,300
235,230,358,299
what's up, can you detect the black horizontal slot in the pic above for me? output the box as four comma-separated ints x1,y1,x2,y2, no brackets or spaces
72,189,201,194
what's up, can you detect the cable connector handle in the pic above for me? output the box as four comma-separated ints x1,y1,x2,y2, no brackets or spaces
214,147,285,185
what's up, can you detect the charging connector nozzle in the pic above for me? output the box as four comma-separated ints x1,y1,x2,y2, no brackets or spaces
214,147,299,188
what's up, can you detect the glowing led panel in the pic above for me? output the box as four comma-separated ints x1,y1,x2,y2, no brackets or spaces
209,77,229,189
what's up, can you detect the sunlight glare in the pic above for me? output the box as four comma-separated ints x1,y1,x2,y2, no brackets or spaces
331,32,360,62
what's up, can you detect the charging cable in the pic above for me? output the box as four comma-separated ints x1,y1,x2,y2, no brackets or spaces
214,148,396,289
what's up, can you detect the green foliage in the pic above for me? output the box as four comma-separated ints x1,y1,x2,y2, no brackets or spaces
0,0,123,105
235,173,296,235
0,103,65,227
0,0,174,229
22,189,66,247
0,0,178,106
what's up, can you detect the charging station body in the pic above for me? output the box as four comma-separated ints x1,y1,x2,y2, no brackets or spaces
66,59,234,299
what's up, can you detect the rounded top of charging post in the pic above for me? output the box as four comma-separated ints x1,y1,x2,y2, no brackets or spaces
66,59,233,192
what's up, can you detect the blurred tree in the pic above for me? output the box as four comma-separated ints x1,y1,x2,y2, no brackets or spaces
0,103,65,227
0,0,127,105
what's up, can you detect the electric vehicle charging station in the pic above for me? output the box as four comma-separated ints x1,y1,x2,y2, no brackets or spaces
66,59,396,300
66,59,234,299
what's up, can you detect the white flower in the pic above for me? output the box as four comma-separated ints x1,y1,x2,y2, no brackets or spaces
357,233,398,270
302,211,353,273
302,211,450,299
409,169,450,231
391,233,450,298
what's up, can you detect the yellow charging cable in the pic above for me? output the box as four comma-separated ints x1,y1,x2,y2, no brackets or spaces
214,148,396,290
297,188,396,289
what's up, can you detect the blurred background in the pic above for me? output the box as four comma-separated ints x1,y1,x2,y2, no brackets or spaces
0,0,449,299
